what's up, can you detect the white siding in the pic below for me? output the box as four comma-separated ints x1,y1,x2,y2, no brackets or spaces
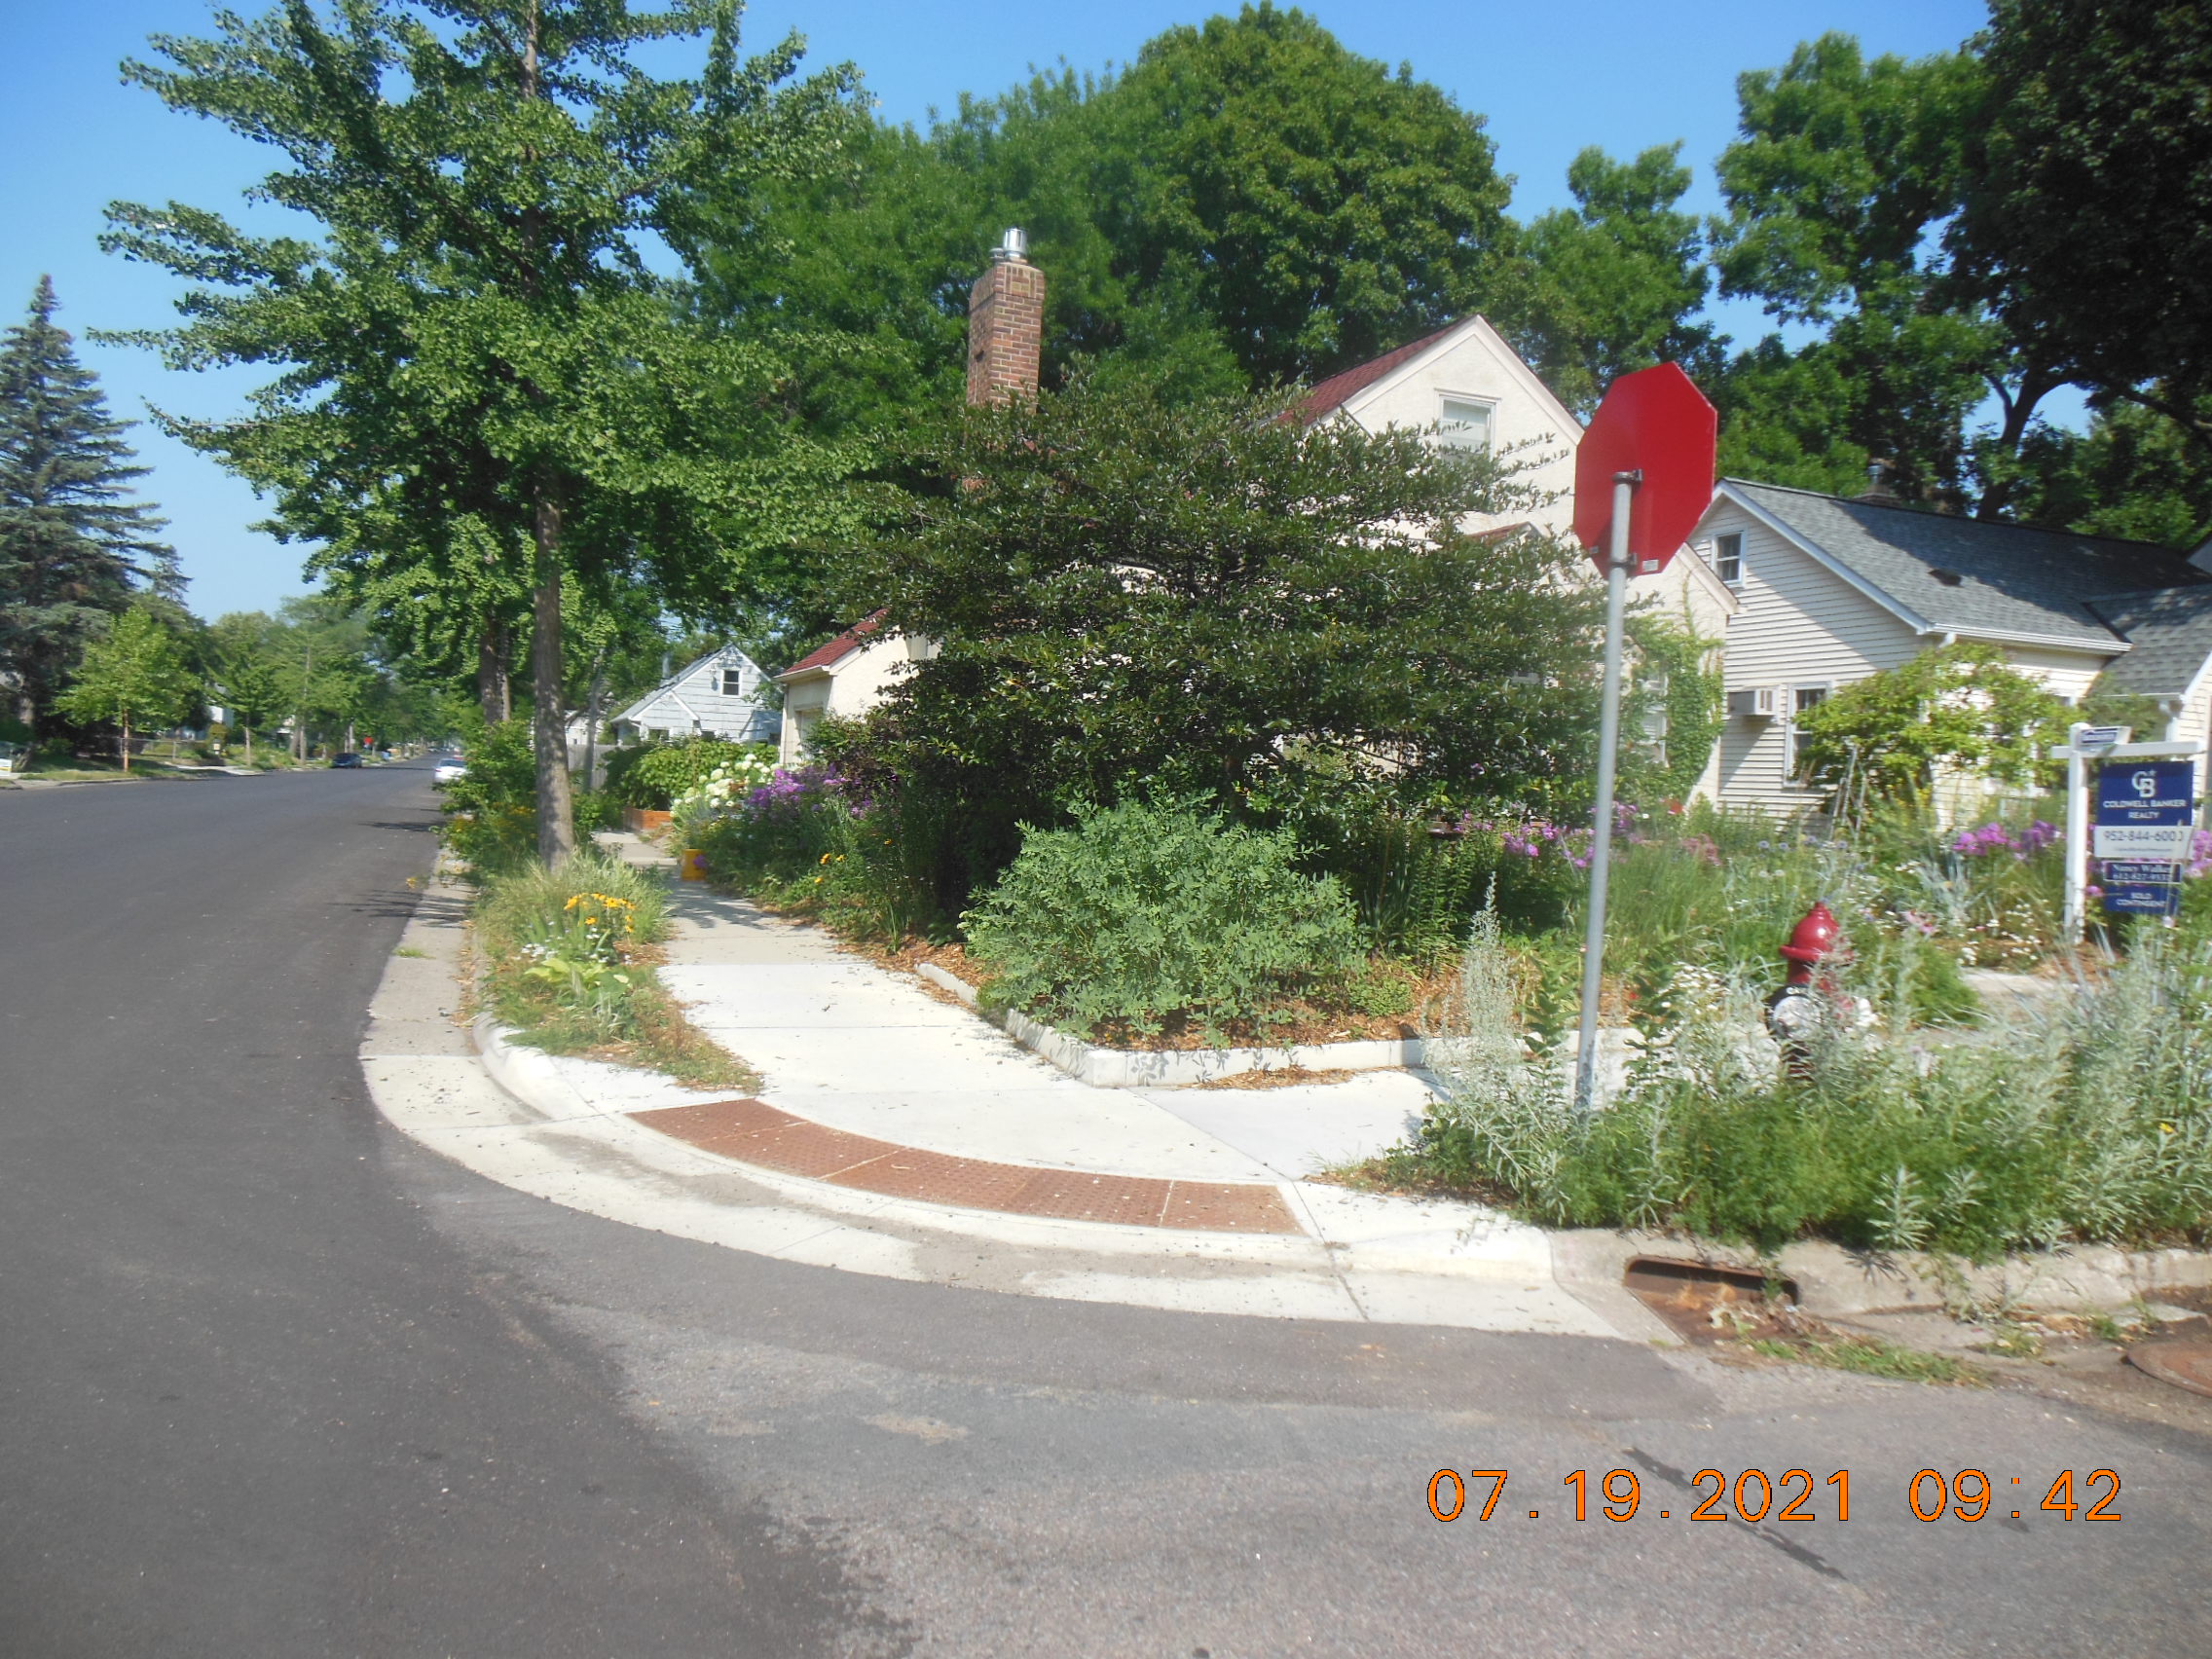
1339,318,1580,538
1703,502,1924,817
619,647,778,745
1992,645,2107,706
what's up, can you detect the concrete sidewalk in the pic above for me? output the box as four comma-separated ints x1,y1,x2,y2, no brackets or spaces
362,839,1664,1340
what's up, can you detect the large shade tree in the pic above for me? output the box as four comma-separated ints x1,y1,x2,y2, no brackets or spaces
1957,0,2212,458
0,277,179,737
831,371,1607,908
104,0,862,862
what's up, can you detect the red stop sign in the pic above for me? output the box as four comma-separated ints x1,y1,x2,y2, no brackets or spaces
1573,362,1717,575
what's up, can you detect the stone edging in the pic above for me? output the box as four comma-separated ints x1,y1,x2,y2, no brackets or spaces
911,960,1427,1087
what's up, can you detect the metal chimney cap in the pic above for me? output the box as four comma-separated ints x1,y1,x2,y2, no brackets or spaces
991,227,1028,263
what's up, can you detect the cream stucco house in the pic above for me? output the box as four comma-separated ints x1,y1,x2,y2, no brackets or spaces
773,611,940,769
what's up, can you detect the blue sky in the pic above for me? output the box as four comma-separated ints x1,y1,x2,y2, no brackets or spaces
1,0,1992,620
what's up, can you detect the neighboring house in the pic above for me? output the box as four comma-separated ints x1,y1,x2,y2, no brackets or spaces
774,611,939,768
604,645,779,753
1687,478,2212,817
1301,316,1741,798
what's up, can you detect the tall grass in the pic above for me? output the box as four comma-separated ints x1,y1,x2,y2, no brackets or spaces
1417,910,2212,1260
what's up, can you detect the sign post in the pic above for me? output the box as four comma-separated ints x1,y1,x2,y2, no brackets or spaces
1570,364,1715,1113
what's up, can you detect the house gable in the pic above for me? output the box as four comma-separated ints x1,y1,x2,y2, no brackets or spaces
614,645,777,745
1317,317,1581,538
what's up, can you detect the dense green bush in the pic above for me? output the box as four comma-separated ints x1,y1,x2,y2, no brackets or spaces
963,798,1363,1040
438,719,537,872
604,738,768,810
693,765,943,943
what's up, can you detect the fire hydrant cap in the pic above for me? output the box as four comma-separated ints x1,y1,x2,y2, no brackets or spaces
1779,901,1840,965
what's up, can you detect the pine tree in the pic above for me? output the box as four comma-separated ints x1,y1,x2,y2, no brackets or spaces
0,276,179,736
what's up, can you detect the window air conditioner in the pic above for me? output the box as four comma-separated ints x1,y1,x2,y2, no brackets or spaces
1727,686,1777,719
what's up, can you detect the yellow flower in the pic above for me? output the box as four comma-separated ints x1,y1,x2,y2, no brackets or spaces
2160,1121,2177,1135
819,853,832,865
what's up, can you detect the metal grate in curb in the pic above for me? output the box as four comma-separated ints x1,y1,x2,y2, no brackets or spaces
634,1098,1301,1234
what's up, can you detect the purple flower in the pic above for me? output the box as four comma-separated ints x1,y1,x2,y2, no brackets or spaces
2020,820,2060,854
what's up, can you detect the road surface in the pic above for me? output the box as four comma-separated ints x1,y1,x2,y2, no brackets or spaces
3,763,2207,1656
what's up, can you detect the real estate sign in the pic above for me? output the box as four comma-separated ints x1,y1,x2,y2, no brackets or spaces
2094,758,2196,915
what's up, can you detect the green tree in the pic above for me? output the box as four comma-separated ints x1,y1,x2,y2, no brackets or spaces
1710,35,2013,508
55,606,200,771
700,4,1513,414
0,277,179,736
1506,145,1721,418
1957,0,2212,457
832,369,1605,907
208,611,288,764
1790,642,2069,805
105,1,861,864
2007,399,2212,549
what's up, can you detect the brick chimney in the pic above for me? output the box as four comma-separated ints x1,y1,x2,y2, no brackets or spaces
966,228,1044,406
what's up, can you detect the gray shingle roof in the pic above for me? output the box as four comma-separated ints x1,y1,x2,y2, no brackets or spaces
2086,586,2212,696
1726,479,2209,649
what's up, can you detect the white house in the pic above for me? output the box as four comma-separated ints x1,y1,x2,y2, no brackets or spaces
605,645,779,751
774,611,938,768
1300,316,1742,797
1687,477,2212,816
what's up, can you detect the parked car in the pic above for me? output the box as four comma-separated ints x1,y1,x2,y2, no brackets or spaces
432,757,467,786
330,753,364,768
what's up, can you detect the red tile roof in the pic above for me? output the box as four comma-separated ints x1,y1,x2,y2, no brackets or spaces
780,609,887,678
1294,320,1467,422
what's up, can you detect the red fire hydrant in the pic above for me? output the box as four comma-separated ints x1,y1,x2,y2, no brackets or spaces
1766,902,1841,1079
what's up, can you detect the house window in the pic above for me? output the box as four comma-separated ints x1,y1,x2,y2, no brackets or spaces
1437,396,1494,452
1712,532,1744,587
1786,684,1827,778
720,668,746,697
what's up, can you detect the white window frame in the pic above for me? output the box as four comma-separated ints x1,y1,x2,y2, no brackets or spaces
1711,531,1744,588
1435,392,1496,453
720,667,747,697
1784,682,1829,779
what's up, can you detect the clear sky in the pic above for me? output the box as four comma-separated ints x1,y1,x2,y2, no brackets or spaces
0,0,1993,621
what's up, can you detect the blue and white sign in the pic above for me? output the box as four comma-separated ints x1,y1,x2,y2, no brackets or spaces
2093,759,2197,860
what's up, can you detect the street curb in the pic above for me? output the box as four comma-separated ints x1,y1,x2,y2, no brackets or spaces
1554,1228,2212,1318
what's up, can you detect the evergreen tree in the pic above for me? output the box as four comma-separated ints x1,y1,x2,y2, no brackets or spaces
0,276,179,736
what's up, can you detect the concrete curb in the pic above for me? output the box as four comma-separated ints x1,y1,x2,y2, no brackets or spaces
1556,1228,2212,1318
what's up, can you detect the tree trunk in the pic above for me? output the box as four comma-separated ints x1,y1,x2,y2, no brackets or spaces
120,712,131,774
478,610,511,726
531,491,577,866
243,723,253,765
1974,364,2060,521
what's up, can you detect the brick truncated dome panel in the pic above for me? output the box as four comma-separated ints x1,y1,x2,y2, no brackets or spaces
966,253,1045,406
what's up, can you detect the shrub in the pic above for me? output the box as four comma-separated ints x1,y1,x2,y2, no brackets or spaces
439,719,537,872
605,738,769,810
963,798,1363,1041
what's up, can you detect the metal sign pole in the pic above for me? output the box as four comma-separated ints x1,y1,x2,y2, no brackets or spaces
1574,469,1640,1116
2063,720,2089,943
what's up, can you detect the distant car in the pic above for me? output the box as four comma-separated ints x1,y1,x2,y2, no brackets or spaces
432,758,467,787
330,753,364,768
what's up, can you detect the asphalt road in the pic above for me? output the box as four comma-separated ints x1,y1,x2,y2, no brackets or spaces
4,763,2211,1657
